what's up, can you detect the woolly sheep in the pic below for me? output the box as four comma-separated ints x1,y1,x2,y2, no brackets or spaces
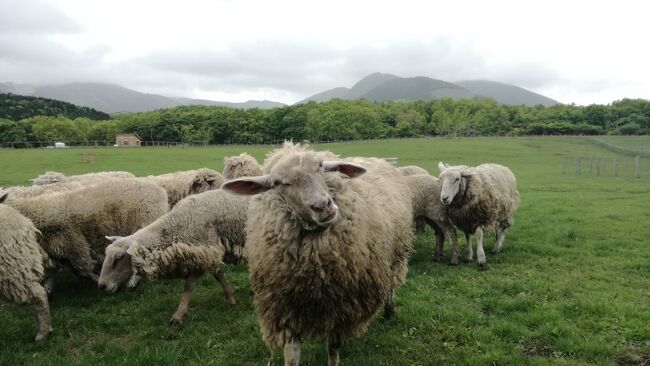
0,193,52,341
405,174,460,264
98,189,248,324
31,171,135,185
222,152,263,179
438,162,520,270
399,165,429,176
0,181,85,200
399,165,431,233
147,168,223,207
5,179,169,285
222,142,414,366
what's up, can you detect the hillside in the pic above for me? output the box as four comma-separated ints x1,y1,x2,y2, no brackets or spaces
0,82,285,114
0,93,110,120
298,73,559,106
456,80,558,106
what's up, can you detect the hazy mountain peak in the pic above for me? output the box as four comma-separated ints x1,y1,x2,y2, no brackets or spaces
455,79,558,106
347,72,400,99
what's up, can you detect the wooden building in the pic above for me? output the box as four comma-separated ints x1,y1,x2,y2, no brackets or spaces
115,133,142,147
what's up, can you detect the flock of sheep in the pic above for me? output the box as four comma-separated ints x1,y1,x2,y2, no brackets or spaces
0,142,519,365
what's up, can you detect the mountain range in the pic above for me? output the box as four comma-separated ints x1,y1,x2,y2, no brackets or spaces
299,73,558,106
0,82,285,114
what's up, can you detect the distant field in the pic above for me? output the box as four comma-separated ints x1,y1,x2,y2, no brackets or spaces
1,137,649,365
596,135,650,151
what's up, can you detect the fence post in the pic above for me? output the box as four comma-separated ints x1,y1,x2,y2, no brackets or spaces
613,158,618,177
636,156,641,178
576,157,581,175
589,158,593,174
596,158,601,176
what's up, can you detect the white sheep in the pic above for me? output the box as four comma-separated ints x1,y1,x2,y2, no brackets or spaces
222,152,263,179
31,171,135,185
147,168,223,207
222,142,414,366
399,165,429,176
438,162,520,269
98,189,249,324
4,179,169,286
405,174,460,264
0,193,52,341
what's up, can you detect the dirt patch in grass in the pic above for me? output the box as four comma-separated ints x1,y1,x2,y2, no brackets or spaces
617,346,650,366
522,343,554,357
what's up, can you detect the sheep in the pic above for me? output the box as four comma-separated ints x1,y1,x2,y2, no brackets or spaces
98,189,249,324
31,171,135,185
147,168,223,207
0,193,52,341
399,165,431,233
222,152,263,179
399,165,429,176
1,181,85,200
437,162,520,270
4,179,169,285
405,174,460,264
222,142,414,366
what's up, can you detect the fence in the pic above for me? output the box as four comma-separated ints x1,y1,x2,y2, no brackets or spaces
588,138,650,158
562,156,648,179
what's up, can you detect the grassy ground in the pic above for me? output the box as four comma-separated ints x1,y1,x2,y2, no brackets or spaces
1,136,649,365
595,136,650,151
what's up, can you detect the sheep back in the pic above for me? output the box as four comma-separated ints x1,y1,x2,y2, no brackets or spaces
222,153,263,179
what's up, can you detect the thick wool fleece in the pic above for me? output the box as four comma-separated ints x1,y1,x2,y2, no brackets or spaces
1,181,85,200
399,165,429,176
406,174,447,223
222,153,263,179
0,204,45,303
448,164,519,233
148,168,223,207
128,189,248,280
31,171,135,186
6,179,169,279
246,148,414,348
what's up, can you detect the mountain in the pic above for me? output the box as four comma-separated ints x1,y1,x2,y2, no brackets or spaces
456,80,558,106
0,82,285,114
298,73,559,106
0,93,110,120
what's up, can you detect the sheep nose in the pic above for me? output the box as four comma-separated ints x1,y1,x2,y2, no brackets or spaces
441,196,450,204
310,198,332,212
98,283,106,290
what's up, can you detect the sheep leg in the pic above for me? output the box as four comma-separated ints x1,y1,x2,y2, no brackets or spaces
327,333,342,366
212,270,236,305
32,284,52,341
283,337,301,366
465,232,473,262
126,273,142,289
43,274,55,295
446,224,459,265
429,222,445,262
170,275,199,325
493,226,505,254
383,289,396,319
414,218,426,234
476,227,488,270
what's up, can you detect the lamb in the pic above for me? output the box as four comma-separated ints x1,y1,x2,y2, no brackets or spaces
31,171,135,185
437,162,520,270
405,174,460,264
98,189,249,324
399,165,429,176
147,168,223,207
399,165,431,233
222,152,263,179
0,193,52,341
4,179,169,285
222,142,414,366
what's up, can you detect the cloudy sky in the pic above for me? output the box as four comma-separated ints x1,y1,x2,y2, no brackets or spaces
1,0,648,104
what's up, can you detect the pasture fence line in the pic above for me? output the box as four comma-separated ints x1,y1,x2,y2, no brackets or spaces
562,155,647,179
588,138,650,158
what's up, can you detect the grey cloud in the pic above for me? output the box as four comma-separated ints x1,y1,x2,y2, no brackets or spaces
0,0,81,34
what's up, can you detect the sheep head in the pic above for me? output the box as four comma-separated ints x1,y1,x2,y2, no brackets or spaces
98,236,135,294
222,151,366,230
438,161,477,206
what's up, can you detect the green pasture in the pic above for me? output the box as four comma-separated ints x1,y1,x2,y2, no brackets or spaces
0,137,649,365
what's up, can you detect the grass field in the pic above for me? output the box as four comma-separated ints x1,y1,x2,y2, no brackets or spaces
1,137,649,365
595,136,650,151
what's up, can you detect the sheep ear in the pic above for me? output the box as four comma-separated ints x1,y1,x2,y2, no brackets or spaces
438,162,449,172
221,175,276,195
105,235,122,242
323,161,366,178
126,242,141,257
0,192,8,204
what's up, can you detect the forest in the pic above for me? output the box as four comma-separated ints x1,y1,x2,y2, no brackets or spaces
1,97,649,145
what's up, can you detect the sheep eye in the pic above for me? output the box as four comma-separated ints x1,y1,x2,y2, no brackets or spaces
454,177,460,182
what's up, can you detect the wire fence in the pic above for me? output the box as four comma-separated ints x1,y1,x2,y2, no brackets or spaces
562,155,648,179
588,138,650,158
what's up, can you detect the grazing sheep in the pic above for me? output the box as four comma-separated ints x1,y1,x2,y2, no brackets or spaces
399,165,429,176
405,174,460,264
98,189,249,324
0,193,52,341
5,180,169,285
399,165,431,233
1,181,85,200
148,168,223,207
222,142,414,366
31,171,135,185
438,162,520,270
222,152,263,179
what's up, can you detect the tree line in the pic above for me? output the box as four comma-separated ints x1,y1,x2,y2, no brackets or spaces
0,93,110,121
1,97,649,145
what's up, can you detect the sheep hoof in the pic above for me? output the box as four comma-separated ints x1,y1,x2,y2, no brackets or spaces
448,260,459,266
432,255,442,262
383,305,395,319
227,297,237,305
169,316,184,326
477,262,489,271
35,327,52,341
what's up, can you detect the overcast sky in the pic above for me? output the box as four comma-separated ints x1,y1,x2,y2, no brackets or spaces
1,0,648,104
